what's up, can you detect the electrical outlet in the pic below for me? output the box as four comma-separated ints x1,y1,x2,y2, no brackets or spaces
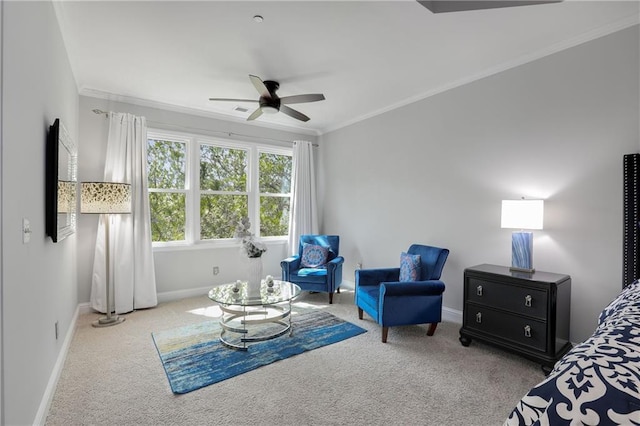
213,266,220,275
55,321,59,340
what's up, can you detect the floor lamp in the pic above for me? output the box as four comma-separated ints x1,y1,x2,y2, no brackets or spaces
81,182,132,327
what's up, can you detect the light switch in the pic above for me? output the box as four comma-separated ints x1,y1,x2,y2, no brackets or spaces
23,218,32,244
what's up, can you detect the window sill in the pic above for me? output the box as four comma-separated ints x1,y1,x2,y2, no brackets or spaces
152,238,287,252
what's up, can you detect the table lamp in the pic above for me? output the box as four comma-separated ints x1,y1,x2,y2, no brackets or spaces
81,182,131,327
501,199,544,273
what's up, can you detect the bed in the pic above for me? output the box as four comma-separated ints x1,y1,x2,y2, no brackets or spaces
504,280,640,425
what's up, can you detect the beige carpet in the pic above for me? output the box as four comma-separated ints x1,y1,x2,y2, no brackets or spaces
45,290,544,426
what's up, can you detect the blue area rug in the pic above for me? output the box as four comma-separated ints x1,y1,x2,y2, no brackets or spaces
152,309,366,394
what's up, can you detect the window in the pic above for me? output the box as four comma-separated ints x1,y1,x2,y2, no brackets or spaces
259,152,291,237
147,137,188,243
199,144,248,240
147,130,292,246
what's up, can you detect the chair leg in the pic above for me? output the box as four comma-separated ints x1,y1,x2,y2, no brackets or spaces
329,292,333,304
382,327,389,343
427,323,438,336
337,287,340,293
357,307,363,320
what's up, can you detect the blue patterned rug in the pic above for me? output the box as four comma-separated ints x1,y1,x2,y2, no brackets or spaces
152,309,366,394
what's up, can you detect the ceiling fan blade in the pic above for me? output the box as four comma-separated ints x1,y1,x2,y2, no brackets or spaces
246,107,263,121
279,94,325,105
280,105,310,122
417,0,562,13
249,75,270,98
209,98,258,102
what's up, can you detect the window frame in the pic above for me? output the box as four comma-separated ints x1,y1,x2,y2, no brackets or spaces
147,128,292,250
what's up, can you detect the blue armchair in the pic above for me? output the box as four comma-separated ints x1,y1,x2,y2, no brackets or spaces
355,244,449,342
281,235,344,304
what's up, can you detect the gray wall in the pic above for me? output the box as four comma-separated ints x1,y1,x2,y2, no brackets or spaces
318,25,640,343
1,2,79,425
77,96,318,304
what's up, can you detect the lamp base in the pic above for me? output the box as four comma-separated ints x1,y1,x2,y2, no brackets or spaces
509,266,535,274
92,315,125,328
511,231,534,272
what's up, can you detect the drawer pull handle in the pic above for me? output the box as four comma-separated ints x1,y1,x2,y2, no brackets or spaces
525,295,532,307
477,285,483,296
476,312,482,323
524,325,531,338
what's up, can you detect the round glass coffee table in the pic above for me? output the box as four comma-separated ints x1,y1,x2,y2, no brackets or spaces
208,280,301,351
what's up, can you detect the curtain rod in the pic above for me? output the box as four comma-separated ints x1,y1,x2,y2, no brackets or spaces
91,109,318,147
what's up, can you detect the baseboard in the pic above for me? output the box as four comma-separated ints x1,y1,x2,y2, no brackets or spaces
442,306,462,324
33,305,80,426
78,302,92,315
340,280,355,291
77,286,213,316
156,286,212,303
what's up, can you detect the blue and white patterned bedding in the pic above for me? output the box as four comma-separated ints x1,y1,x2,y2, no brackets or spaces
505,280,640,425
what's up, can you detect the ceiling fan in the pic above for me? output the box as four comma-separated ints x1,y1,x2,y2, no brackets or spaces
417,0,562,14
209,75,325,122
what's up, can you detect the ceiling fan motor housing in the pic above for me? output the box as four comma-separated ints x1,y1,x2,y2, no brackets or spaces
260,80,281,112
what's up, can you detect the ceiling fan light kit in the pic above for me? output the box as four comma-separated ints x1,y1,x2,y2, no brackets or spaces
209,74,325,122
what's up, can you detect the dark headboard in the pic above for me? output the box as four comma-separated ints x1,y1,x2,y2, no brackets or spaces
623,153,640,287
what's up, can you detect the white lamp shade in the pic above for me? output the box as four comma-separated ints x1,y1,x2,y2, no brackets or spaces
81,182,131,214
501,199,544,230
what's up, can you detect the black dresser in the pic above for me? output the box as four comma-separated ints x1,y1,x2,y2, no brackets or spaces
459,264,572,372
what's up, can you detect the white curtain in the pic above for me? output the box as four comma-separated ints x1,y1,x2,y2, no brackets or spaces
287,140,319,255
90,112,158,314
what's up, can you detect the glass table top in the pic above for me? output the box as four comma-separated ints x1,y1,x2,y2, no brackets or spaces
208,280,301,306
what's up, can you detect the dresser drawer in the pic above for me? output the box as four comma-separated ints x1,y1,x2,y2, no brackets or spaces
464,303,547,352
466,278,547,320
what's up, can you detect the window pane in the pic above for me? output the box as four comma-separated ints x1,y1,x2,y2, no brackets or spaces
200,145,247,191
200,194,248,239
147,139,186,189
149,192,186,242
260,196,290,237
259,152,291,194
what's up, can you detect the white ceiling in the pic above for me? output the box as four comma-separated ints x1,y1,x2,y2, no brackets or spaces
54,1,639,135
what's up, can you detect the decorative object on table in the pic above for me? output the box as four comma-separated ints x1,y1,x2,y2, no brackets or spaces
265,275,274,287
151,309,366,394
234,216,267,258
46,118,77,243
281,235,344,304
355,244,449,342
234,216,267,298
81,182,132,327
501,198,544,273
